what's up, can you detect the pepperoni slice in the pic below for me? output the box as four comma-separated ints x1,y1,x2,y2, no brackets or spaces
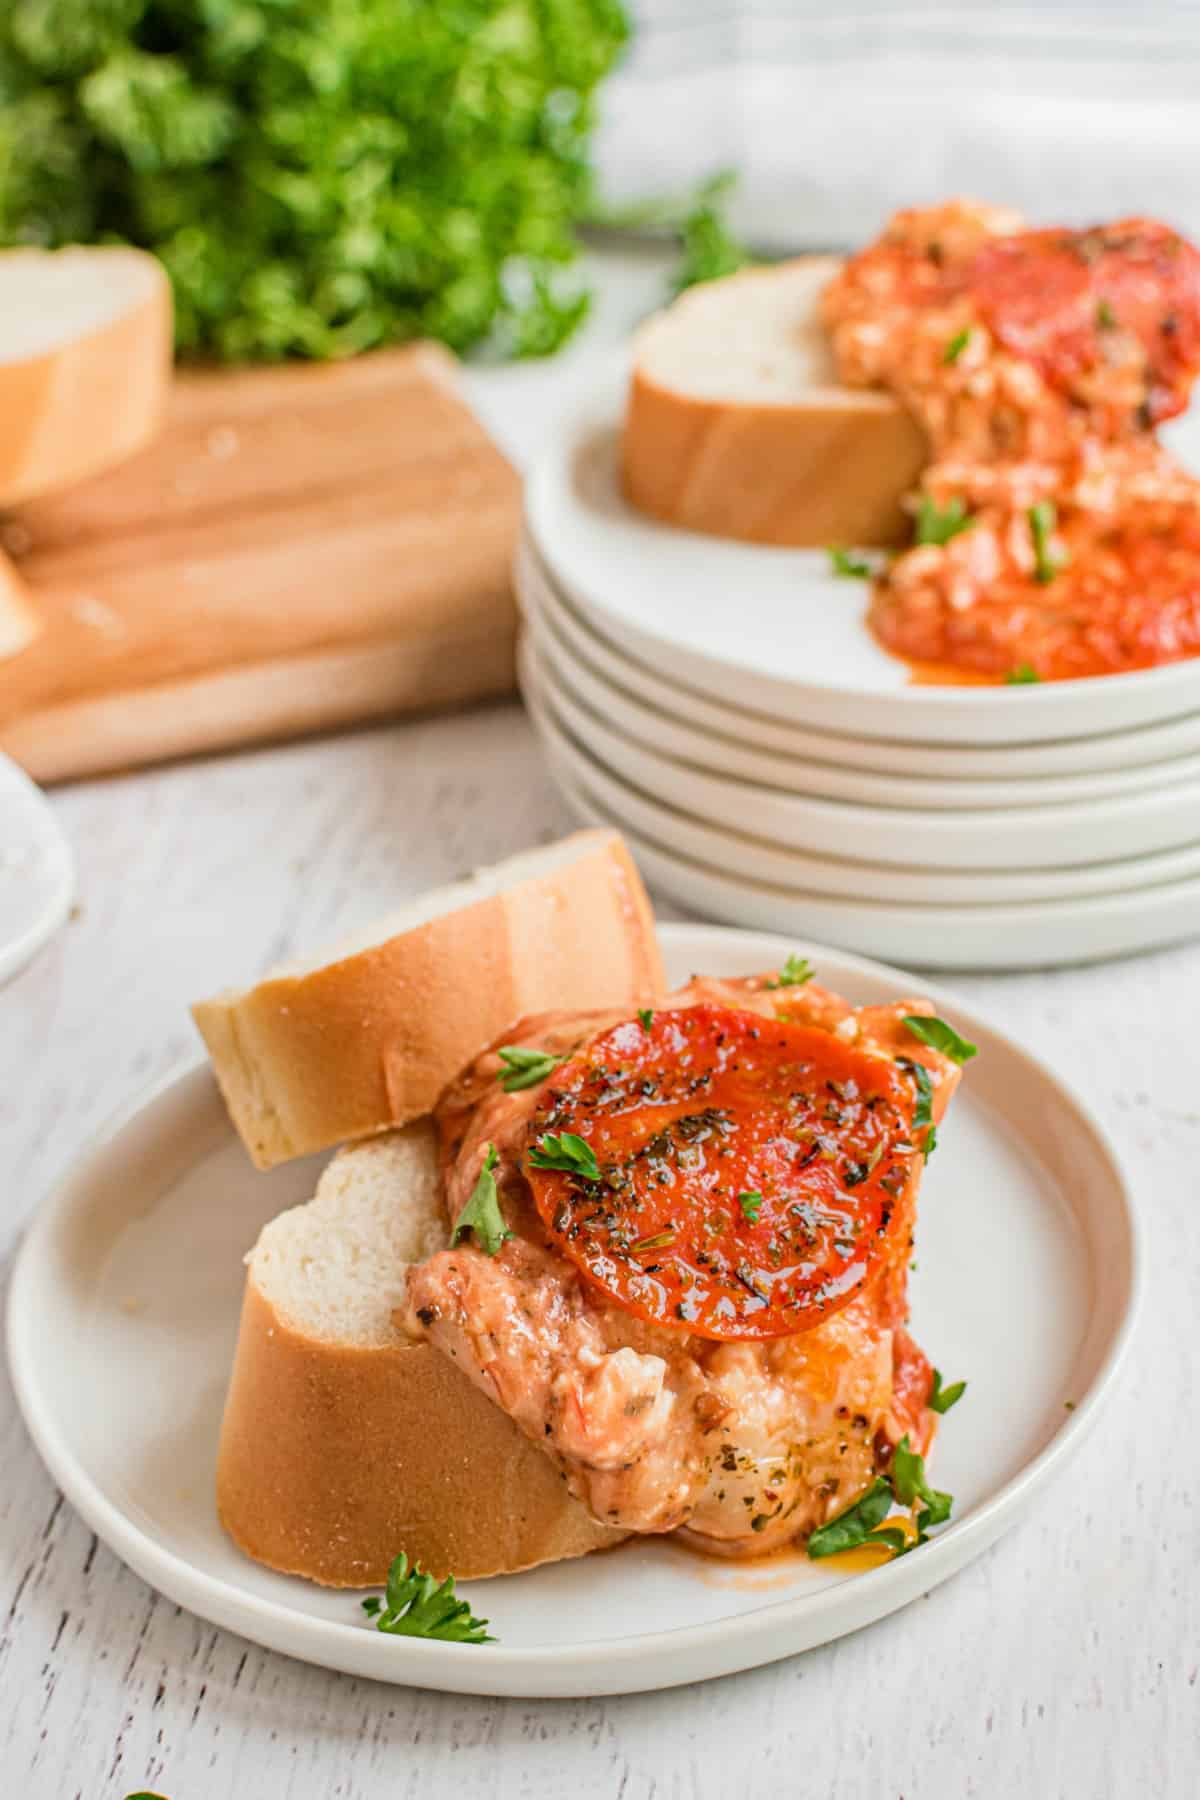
522,1005,920,1341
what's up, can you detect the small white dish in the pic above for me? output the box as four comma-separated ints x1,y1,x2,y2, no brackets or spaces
520,640,1200,873
0,753,74,986
527,681,1200,906
518,537,1200,780
8,925,1137,1696
524,374,1200,745
528,589,1200,811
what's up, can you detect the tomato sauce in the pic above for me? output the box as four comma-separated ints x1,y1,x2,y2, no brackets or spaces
523,1005,924,1341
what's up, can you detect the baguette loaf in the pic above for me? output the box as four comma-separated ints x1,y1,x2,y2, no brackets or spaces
193,830,664,1170
217,1125,624,1584
621,257,926,547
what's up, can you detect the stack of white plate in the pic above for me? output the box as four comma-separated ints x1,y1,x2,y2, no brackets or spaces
515,378,1200,970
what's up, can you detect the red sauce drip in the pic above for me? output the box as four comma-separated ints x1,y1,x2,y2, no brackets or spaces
524,1005,920,1341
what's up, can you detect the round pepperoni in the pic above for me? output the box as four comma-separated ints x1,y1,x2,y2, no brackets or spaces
522,1005,921,1341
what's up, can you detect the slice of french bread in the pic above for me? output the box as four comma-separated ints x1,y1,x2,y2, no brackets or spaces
0,550,38,661
193,829,664,1170
216,1125,624,1585
621,257,926,547
0,246,172,507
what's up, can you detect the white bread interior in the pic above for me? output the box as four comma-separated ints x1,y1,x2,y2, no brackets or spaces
0,246,172,507
621,257,926,547
193,828,664,1170
216,1125,625,1585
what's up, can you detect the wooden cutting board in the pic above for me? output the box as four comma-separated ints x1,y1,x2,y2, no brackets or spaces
0,343,521,784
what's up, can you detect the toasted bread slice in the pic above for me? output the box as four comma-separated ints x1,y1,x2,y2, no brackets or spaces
621,257,926,547
216,1125,625,1585
193,829,664,1170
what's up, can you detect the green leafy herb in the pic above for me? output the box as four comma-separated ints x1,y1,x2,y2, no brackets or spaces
1028,500,1066,584
0,1,630,363
363,1552,493,1643
1006,663,1042,684
497,1046,565,1093
829,545,873,580
451,1145,512,1257
806,1477,895,1558
903,1014,978,1065
929,1369,967,1414
667,170,753,295
891,1435,953,1536
943,327,971,364
766,954,814,990
637,1008,654,1030
1096,298,1117,329
916,494,973,547
738,1190,763,1223
527,1131,600,1180
897,1058,937,1157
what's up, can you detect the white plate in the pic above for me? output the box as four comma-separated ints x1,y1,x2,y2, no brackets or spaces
520,639,1200,873
527,678,1200,906
8,925,1137,1696
524,372,1200,745
0,754,74,986
519,535,1200,780
527,587,1200,811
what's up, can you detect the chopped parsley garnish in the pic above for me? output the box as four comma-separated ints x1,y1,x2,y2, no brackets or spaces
897,1058,937,1158
807,1434,955,1560
929,1369,967,1414
362,1552,493,1643
1096,298,1118,330
766,954,814,990
638,1008,654,1030
496,1045,565,1092
903,1014,978,1065
527,1131,601,1180
1005,663,1042,684
915,494,972,547
829,545,873,580
450,1145,512,1257
1028,499,1066,584
943,327,971,364
738,1190,764,1223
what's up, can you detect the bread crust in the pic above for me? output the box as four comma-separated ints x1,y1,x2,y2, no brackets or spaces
217,1282,625,1585
621,260,927,547
193,830,665,1169
0,248,172,507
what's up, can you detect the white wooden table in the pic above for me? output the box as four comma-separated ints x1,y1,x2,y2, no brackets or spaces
3,256,1198,1799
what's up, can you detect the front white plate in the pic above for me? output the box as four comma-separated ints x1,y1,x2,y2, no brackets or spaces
521,639,1200,873
519,535,1200,780
0,753,74,986
524,373,1200,745
7,925,1137,1696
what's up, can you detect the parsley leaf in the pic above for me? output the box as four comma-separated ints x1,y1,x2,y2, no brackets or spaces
738,1190,763,1223
929,1369,967,1414
806,1478,895,1558
891,1435,953,1535
897,1058,937,1157
942,327,971,364
1096,298,1118,330
1006,663,1042,684
451,1145,512,1257
903,1014,978,1065
497,1046,565,1093
527,1131,600,1180
916,494,973,547
1028,500,1066,584
829,545,873,580
766,954,814,990
637,1008,654,1030
363,1552,493,1643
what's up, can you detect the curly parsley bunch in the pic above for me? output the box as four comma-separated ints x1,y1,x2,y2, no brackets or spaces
0,0,628,361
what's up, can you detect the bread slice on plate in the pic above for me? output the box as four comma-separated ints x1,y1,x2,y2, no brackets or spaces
217,1125,626,1584
193,829,664,1170
621,257,926,548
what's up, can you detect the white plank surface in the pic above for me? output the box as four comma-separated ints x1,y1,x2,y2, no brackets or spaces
2,254,1199,1798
